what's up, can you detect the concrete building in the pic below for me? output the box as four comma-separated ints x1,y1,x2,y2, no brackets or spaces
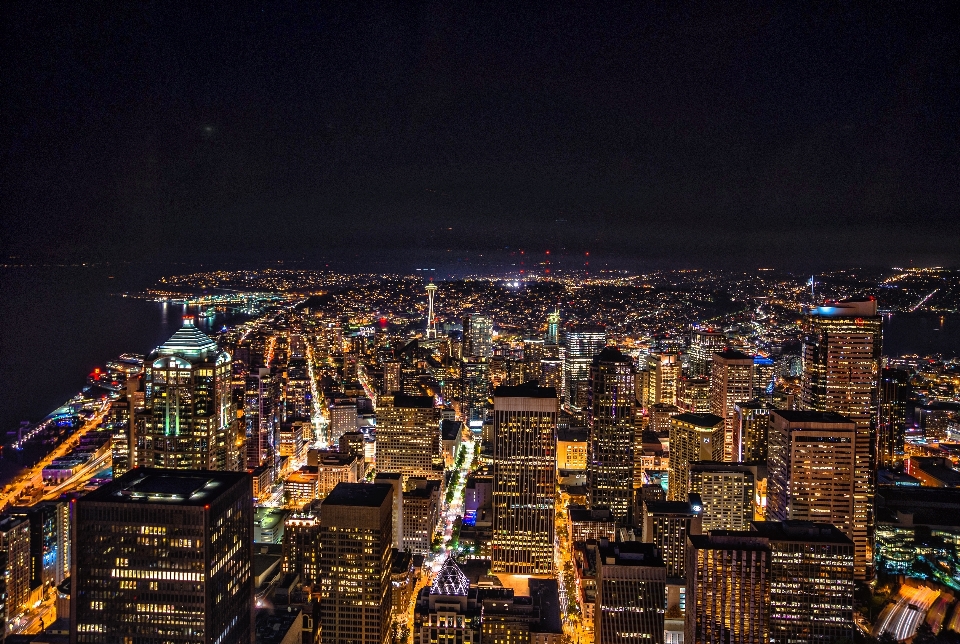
375,394,440,485
710,350,754,462
640,500,702,580
667,413,724,501
402,478,441,556
689,462,759,531
595,541,666,644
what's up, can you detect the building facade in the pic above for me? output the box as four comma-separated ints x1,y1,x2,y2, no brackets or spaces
710,350,754,462
668,414,724,501
375,394,440,485
595,541,666,644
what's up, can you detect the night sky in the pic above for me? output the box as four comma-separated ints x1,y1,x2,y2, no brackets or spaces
2,3,958,268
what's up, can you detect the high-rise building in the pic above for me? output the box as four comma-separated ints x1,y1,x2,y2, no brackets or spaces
318,482,394,644
735,399,774,463
545,309,561,346
879,368,910,466
329,400,359,446
462,314,494,358
677,378,711,414
586,347,636,523
751,521,855,644
283,511,320,585
137,318,239,471
647,353,681,407
563,325,607,411
685,533,770,644
402,478,441,555
244,367,274,469
689,330,726,378
492,383,557,574
595,541,666,644
766,411,856,544
375,393,440,485
71,468,254,644
710,350,754,461
640,500,702,579
689,462,758,531
461,358,491,427
668,413,724,501
0,515,31,627
801,298,881,579
373,472,404,551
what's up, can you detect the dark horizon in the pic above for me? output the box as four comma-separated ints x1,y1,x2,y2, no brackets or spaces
2,3,958,267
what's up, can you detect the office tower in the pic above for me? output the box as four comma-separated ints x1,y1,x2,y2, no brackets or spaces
596,541,666,644
540,358,563,396
649,352,681,407
339,430,366,461
751,521,855,644
0,548,5,641
244,367,273,468
72,468,254,644
461,357,491,426
689,462,757,531
689,330,726,378
137,318,239,471
801,298,881,579
586,348,636,523
383,359,402,395
564,325,607,410
492,383,558,574
685,533,770,644
373,472,404,551
735,399,774,463
329,400,358,445
766,411,856,543
109,379,138,477
668,413,724,501
649,403,680,436
0,515,30,627
753,356,776,399
402,478,440,555
677,377,711,414
545,309,561,346
283,512,320,585
710,350,754,461
462,314,494,358
641,500,702,579
318,483,393,644
10,500,70,593
375,393,439,485
879,368,910,466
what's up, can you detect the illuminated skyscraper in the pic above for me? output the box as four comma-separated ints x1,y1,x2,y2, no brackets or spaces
801,298,881,579
668,413,724,501
735,399,774,463
462,313,494,358
375,394,440,486
244,367,274,469
0,515,31,628
595,541,666,644
137,318,239,471
492,383,558,574
72,468,254,644
879,368,910,466
318,483,394,644
586,347,636,523
641,499,703,579
751,521,855,644
646,352,680,407
686,533,770,644
545,309,561,346
689,329,726,378
689,462,758,531
283,511,320,585
710,350,754,461
563,325,607,411
766,411,856,544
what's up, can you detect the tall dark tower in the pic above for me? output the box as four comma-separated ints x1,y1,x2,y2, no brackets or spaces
801,298,882,580
587,347,636,523
879,368,910,466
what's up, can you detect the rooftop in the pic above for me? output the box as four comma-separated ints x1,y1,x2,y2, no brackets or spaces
714,349,753,361
441,419,465,441
390,393,435,409
494,382,558,398
593,346,632,364
322,482,393,508
557,427,589,442
771,410,855,425
597,541,665,567
81,468,249,506
431,558,470,596
155,318,219,358
644,500,700,516
749,520,853,544
673,412,724,428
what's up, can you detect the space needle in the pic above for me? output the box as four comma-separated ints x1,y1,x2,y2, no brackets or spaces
425,281,438,339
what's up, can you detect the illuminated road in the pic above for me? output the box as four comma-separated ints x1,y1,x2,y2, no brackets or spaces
0,400,111,512
874,583,941,641
425,439,475,574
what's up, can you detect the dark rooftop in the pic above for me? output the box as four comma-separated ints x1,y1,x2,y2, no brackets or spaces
749,520,853,544
771,410,855,425
494,382,558,398
643,500,700,516
322,482,393,507
714,349,753,361
390,393,435,409
528,578,563,634
688,532,770,551
597,541,665,567
441,419,464,441
80,468,249,506
255,607,302,644
593,346,632,364
673,412,724,428
557,428,589,442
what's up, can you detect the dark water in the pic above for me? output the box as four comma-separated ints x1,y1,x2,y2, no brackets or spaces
0,264,233,436
1,265,958,436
